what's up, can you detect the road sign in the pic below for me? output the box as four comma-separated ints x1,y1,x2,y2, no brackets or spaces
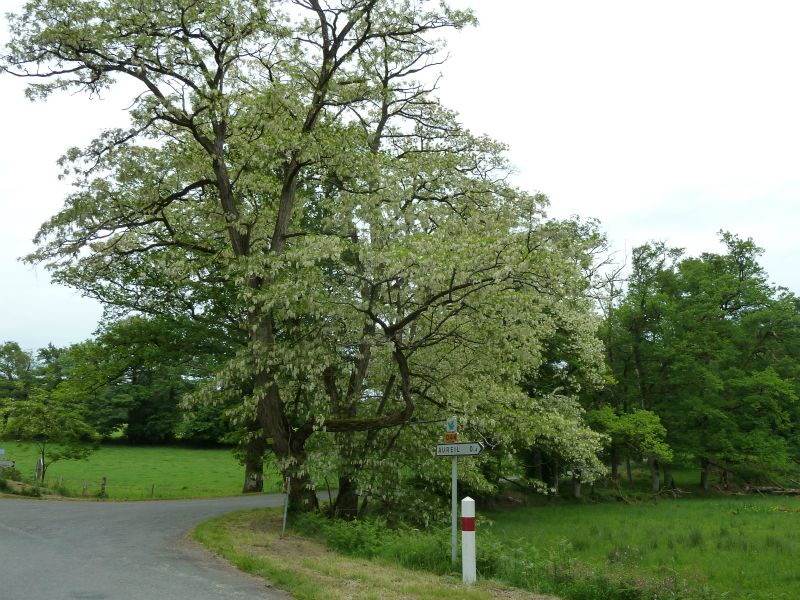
436,442,484,457
437,436,482,564
446,416,457,433
0,459,15,469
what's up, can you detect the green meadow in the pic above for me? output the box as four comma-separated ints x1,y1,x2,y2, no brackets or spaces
196,493,800,600
282,483,800,600
481,495,800,599
0,442,283,499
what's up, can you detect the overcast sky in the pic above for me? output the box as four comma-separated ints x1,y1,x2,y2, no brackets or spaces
2,0,800,351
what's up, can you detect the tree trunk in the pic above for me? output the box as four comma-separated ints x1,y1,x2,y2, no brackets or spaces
632,342,650,410
242,434,265,493
551,457,560,495
357,495,369,519
610,446,619,481
662,463,674,489
626,458,633,482
532,447,544,481
572,472,582,499
719,468,729,489
700,457,711,490
648,456,660,492
334,475,360,520
288,467,318,512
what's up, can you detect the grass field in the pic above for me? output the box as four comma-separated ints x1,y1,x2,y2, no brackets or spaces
279,485,800,600
0,441,284,499
481,494,800,599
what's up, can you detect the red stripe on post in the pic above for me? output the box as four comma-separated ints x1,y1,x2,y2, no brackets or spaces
461,516,476,532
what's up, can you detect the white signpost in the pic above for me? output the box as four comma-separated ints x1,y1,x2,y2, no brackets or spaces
436,417,484,565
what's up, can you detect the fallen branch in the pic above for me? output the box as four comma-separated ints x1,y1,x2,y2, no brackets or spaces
613,480,634,505
744,485,800,495
652,486,689,500
499,475,530,492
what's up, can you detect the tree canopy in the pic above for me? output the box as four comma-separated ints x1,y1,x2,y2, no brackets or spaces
4,0,608,508
593,233,800,489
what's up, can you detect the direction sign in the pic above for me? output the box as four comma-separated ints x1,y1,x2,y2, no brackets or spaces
436,442,484,457
0,459,15,469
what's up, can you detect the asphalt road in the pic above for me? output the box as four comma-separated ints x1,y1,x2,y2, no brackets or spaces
0,494,293,600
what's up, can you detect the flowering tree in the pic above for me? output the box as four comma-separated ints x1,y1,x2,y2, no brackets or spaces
5,0,606,508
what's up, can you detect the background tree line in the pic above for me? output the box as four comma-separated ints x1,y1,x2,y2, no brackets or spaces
0,316,239,481
4,231,799,506
584,233,800,493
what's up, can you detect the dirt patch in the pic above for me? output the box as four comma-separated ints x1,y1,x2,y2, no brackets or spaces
3,480,31,494
228,513,330,561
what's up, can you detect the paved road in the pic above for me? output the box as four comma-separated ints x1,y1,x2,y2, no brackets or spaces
0,495,293,600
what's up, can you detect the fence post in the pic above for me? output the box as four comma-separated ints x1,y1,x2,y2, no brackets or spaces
461,496,476,584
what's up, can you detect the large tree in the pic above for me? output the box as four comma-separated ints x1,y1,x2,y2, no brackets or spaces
597,233,800,489
0,342,100,483
0,384,98,485
4,0,606,507
64,316,234,443
0,341,34,400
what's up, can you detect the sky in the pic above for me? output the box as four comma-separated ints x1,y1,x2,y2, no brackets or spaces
2,1,800,351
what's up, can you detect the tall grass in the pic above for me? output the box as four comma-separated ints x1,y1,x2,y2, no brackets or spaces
0,442,283,498
483,496,800,600
290,511,713,600
292,513,454,574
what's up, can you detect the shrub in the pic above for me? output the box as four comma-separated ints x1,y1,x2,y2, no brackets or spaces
2,466,22,481
292,512,452,573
